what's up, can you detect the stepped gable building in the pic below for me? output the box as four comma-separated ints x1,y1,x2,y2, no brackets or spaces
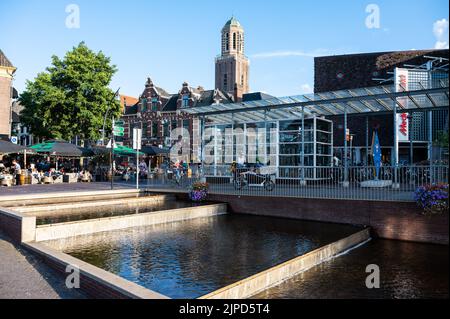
215,17,250,101
0,49,16,139
121,77,234,159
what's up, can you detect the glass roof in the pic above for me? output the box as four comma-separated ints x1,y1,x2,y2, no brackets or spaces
182,81,449,124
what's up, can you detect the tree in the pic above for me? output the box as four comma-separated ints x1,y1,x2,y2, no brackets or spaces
435,130,449,148
19,42,121,142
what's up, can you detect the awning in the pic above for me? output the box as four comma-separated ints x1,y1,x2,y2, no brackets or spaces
0,140,33,155
141,146,170,156
182,81,449,124
91,145,144,157
30,140,93,157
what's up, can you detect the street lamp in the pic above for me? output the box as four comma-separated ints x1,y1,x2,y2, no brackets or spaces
101,88,120,146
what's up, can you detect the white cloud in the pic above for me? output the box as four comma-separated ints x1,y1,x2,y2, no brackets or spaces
433,18,449,49
251,49,331,59
300,83,313,94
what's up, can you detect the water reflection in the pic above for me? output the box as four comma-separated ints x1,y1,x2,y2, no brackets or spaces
253,239,449,299
43,215,360,299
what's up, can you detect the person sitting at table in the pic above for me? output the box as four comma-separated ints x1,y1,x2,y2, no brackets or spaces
79,170,92,182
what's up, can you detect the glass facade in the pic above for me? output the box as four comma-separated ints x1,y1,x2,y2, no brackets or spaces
204,117,333,180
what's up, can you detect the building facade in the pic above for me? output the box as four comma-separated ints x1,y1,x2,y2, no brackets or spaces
121,78,234,162
121,17,252,162
0,49,16,140
314,49,449,165
215,17,250,101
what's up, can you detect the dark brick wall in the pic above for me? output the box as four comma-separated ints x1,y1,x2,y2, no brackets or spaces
314,49,449,149
177,194,448,245
314,49,449,93
327,113,394,147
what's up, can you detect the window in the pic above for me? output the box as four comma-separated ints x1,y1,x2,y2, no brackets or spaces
223,74,228,91
163,121,170,137
225,33,229,51
151,97,158,111
233,33,236,50
182,94,189,108
152,122,158,137
141,98,147,112
142,123,148,138
241,74,244,86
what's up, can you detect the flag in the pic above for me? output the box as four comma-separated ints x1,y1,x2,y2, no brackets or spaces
372,131,382,179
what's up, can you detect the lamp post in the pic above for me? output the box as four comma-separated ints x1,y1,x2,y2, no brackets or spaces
101,88,120,146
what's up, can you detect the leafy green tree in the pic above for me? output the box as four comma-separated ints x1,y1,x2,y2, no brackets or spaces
19,42,120,142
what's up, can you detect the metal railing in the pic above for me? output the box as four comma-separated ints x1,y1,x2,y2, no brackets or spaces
131,165,448,202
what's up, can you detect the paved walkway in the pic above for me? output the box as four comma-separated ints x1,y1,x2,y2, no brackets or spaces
0,230,87,299
117,179,416,202
0,182,133,198
0,179,415,201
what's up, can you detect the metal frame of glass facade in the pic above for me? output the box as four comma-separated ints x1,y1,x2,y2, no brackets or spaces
185,80,448,184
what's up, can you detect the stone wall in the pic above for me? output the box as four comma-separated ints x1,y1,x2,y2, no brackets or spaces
176,194,449,245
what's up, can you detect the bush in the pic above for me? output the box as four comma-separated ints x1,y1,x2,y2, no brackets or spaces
414,184,449,215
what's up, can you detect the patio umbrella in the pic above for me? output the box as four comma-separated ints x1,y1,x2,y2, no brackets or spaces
90,145,144,157
141,145,170,156
0,140,33,155
30,140,93,157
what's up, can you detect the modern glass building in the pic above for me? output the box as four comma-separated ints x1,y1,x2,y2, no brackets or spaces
201,116,333,180
185,75,448,182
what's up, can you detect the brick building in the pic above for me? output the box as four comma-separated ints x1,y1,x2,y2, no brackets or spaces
314,49,449,164
0,49,16,140
120,17,253,162
121,78,234,162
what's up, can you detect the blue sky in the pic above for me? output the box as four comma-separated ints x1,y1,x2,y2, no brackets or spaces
1,0,448,98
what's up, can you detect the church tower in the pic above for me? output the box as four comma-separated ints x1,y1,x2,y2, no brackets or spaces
215,17,249,101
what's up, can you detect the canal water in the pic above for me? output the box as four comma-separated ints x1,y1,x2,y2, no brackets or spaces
253,239,449,299
36,200,213,225
42,214,361,299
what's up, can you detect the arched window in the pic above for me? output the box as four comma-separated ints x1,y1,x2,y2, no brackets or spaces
225,33,229,51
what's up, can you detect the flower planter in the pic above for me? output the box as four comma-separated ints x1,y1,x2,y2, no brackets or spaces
414,183,449,215
189,182,209,202
189,189,208,202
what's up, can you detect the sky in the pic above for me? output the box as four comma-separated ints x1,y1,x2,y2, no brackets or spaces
0,0,448,98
